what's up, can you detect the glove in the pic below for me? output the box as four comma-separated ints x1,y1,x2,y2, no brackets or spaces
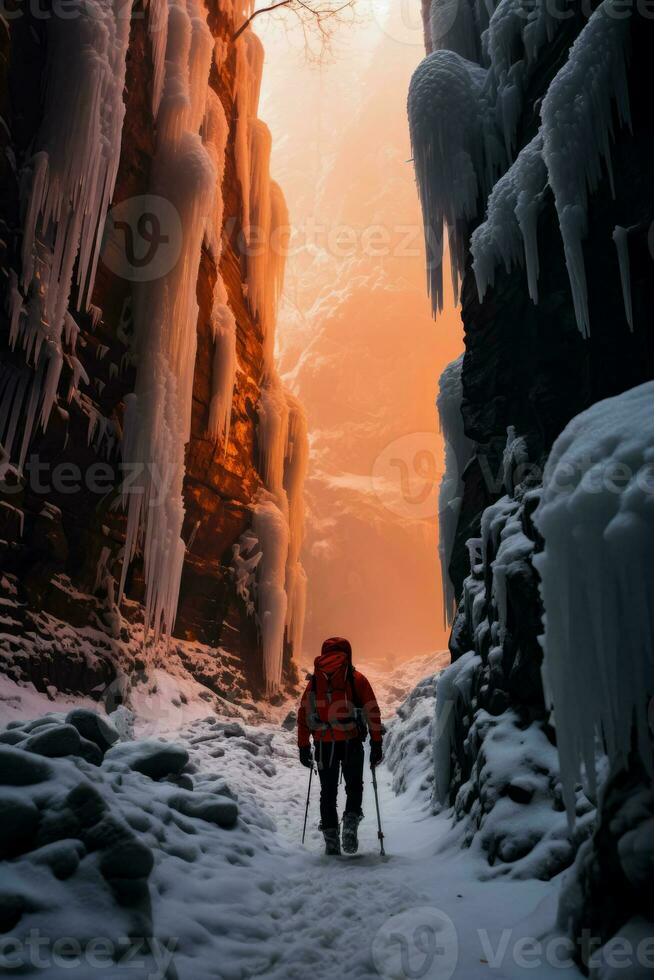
370,741,383,768
299,745,314,768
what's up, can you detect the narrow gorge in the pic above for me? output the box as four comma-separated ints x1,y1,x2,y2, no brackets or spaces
0,1,651,977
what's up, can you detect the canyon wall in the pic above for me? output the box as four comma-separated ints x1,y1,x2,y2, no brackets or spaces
0,0,305,701
412,0,654,962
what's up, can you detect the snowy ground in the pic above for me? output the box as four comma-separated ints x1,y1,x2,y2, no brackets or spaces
0,661,584,980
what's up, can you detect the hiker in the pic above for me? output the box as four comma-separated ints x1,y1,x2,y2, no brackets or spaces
297,636,383,856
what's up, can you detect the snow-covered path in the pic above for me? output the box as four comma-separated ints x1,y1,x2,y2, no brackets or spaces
154,712,583,980
0,665,583,980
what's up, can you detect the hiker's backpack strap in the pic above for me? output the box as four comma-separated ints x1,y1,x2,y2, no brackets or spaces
347,666,369,742
307,672,332,735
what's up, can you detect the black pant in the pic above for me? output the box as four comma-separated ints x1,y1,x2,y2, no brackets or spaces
316,739,364,830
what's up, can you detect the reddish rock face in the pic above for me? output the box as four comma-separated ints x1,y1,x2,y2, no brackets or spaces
0,5,290,699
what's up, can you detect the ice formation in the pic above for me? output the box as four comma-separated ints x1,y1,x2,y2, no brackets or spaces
258,374,290,497
501,424,529,496
437,355,472,625
471,134,547,304
2,0,130,465
234,31,265,238
118,0,216,640
252,493,289,695
0,0,306,688
253,382,309,688
408,51,489,312
534,382,654,817
612,225,634,331
433,650,480,805
412,0,633,332
208,275,237,445
540,0,632,336
283,392,309,660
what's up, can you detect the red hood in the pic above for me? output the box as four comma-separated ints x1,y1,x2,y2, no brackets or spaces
317,636,353,664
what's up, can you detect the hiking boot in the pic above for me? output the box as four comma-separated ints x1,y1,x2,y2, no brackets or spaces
342,812,362,854
323,828,341,856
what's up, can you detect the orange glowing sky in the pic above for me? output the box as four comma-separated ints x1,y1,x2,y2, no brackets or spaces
257,2,463,664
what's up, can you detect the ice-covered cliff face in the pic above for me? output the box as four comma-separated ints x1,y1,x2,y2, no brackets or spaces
0,1,306,699
411,0,654,961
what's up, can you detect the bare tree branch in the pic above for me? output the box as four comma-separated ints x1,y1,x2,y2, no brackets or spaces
233,0,295,42
232,0,358,59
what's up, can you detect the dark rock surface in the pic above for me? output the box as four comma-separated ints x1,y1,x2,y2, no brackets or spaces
416,0,654,951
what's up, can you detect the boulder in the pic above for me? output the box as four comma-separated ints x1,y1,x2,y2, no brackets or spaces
281,710,297,732
0,746,52,786
99,839,154,880
168,790,238,829
27,840,85,880
104,739,189,781
65,709,120,752
0,792,40,857
24,724,82,759
76,736,104,766
0,730,26,746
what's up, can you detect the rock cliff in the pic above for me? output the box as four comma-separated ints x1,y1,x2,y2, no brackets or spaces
0,1,305,701
412,0,654,961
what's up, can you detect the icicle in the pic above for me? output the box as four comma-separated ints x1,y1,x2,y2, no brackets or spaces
540,0,632,337
408,51,489,314
118,0,216,641
471,133,546,303
436,355,472,626
203,89,230,262
252,492,289,694
534,382,654,818
232,529,261,616
283,391,309,658
207,275,237,444
612,225,634,331
234,32,265,235
5,0,130,459
433,651,480,805
257,373,290,501
147,0,170,117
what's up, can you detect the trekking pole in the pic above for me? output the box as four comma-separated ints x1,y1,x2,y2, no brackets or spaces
371,765,386,857
302,763,315,845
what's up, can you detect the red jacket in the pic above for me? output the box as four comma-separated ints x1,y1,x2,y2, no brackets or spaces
297,639,383,747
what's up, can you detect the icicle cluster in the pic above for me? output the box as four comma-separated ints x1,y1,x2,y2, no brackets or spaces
471,134,547,304
251,381,309,692
203,86,237,446
2,0,130,467
541,0,632,336
408,51,489,312
534,381,654,818
118,0,218,640
412,0,633,334
436,355,472,626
